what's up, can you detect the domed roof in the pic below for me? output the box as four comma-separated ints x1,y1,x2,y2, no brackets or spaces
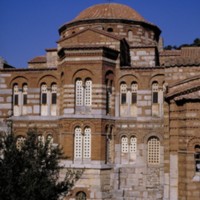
73,3,146,22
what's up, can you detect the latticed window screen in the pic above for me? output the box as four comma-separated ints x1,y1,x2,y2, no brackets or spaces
76,80,83,106
152,82,159,104
85,80,92,106
83,127,91,158
16,136,25,150
76,192,86,200
148,136,160,164
130,136,137,153
121,136,128,153
120,83,127,104
74,127,82,159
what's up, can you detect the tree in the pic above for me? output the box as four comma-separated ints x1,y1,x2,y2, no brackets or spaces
0,129,81,200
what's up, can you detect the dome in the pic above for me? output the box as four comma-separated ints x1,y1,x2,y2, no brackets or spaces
73,3,146,22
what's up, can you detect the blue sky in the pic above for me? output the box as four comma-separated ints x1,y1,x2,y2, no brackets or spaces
0,0,200,68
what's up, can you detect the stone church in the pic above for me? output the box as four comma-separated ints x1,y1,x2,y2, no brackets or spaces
0,3,200,200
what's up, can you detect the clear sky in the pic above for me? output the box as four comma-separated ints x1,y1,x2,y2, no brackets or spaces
0,0,200,68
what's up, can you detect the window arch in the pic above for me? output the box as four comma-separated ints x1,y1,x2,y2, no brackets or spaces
76,191,86,200
147,136,160,165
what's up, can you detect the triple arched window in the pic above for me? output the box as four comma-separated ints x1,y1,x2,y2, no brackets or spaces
74,127,91,160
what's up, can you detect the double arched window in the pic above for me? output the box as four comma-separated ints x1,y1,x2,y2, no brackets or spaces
75,79,92,111
121,135,137,163
13,83,28,116
74,127,91,160
40,83,57,116
120,82,138,117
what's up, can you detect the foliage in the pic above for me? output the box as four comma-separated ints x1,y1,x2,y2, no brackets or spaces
0,129,82,200
164,38,200,50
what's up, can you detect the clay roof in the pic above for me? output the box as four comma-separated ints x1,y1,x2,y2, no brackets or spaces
28,56,46,63
73,3,146,22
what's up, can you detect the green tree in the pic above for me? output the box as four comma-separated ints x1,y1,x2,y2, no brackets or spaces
0,129,81,200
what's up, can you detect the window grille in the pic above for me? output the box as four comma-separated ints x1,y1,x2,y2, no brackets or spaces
85,80,92,106
121,136,128,153
74,127,82,159
76,80,83,106
148,136,160,164
83,127,91,158
130,136,137,153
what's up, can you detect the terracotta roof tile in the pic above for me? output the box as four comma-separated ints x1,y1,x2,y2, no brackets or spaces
28,56,46,63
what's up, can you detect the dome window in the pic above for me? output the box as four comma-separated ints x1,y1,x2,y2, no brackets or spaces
107,28,113,32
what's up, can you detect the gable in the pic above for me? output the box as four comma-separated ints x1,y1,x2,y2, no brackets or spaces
58,28,121,49
166,76,200,101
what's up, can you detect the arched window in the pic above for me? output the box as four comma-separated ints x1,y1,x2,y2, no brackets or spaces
130,136,137,153
74,127,91,160
131,82,138,104
16,136,25,151
107,27,113,32
76,79,83,106
148,136,160,165
121,136,128,153
194,145,200,172
83,127,91,159
152,82,159,104
74,127,82,159
120,83,127,105
76,191,86,200
41,83,47,105
85,79,92,106
51,84,57,105
128,30,133,40
13,84,19,106
22,84,28,105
